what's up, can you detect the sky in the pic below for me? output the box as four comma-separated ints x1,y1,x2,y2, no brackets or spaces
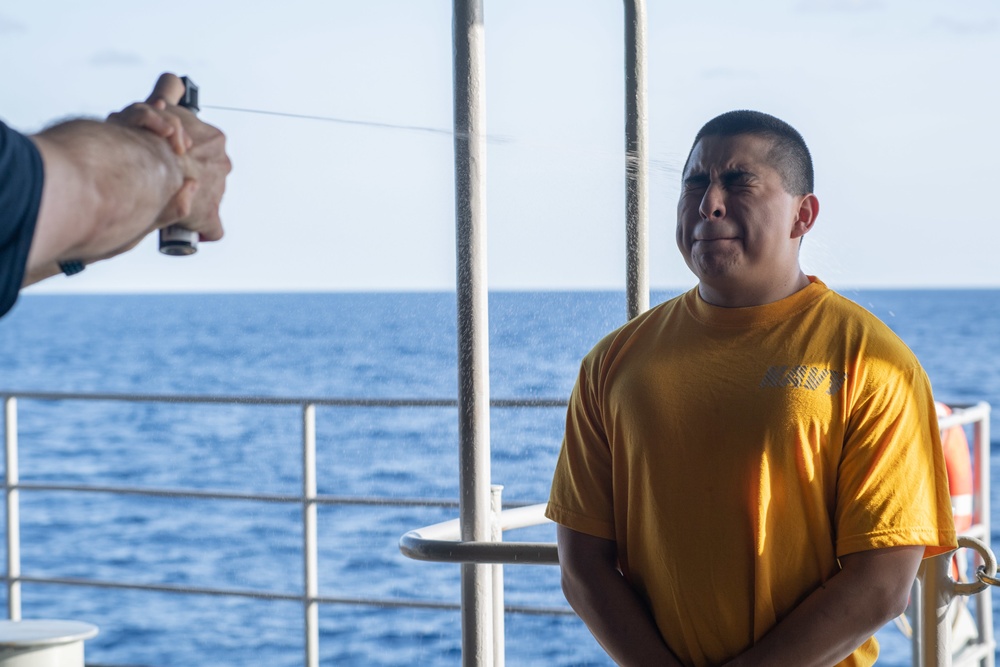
2,0,998,293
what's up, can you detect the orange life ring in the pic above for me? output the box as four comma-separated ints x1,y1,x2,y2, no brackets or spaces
937,402,973,532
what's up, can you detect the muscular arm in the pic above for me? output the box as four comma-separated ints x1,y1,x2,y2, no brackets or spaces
21,73,229,286
557,525,684,667
23,120,187,285
724,545,924,667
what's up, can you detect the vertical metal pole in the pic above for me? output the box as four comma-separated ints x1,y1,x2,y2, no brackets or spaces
911,576,923,667
491,485,505,667
624,0,649,320
973,406,993,667
453,1,494,665
4,397,20,621
302,404,319,667
917,553,953,667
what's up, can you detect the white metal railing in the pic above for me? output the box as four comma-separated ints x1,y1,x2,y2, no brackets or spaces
1,398,996,667
403,402,998,667
1,390,567,667
919,402,996,667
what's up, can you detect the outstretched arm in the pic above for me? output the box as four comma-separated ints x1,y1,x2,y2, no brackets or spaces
724,545,924,667
23,73,230,285
558,525,684,667
24,119,188,284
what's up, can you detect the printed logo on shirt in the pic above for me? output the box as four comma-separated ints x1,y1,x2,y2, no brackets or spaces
759,365,848,396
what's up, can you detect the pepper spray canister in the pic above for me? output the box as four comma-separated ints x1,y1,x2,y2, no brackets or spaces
159,76,200,256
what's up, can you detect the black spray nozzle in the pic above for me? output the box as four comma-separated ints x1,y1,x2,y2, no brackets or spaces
179,76,199,112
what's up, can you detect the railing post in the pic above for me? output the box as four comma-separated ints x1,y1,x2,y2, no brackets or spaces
491,485,504,667
624,0,649,320
917,553,954,667
302,403,319,667
4,396,20,621
972,405,993,667
453,0,495,665
912,575,923,667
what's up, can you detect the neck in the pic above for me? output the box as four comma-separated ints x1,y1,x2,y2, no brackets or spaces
698,271,811,308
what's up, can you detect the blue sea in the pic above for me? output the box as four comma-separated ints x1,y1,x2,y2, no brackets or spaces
0,289,998,666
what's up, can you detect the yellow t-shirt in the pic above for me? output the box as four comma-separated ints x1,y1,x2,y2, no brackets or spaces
546,278,956,667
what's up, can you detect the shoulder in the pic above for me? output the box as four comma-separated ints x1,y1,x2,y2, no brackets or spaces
817,290,923,382
0,119,17,146
0,120,45,318
0,120,44,197
0,120,40,162
817,290,915,352
579,291,689,379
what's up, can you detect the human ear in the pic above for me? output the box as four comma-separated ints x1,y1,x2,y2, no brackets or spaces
791,194,819,239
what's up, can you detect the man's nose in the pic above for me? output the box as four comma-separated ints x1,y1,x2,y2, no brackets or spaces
698,184,725,220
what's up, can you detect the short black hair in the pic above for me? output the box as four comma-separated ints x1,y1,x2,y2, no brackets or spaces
684,110,814,196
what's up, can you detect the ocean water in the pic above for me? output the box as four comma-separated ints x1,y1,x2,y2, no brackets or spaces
0,289,997,666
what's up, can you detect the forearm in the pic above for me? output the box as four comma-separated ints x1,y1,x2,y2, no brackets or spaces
724,546,923,667
25,119,185,279
21,263,62,287
563,564,683,666
557,526,682,667
723,575,885,667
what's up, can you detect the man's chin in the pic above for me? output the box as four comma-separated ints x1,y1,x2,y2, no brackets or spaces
692,254,741,280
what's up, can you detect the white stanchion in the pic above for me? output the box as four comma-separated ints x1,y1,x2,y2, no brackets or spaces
0,620,98,667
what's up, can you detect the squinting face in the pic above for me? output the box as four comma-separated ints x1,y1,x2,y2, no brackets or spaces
676,134,813,306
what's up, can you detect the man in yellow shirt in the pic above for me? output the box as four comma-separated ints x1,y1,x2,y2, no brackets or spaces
545,110,956,666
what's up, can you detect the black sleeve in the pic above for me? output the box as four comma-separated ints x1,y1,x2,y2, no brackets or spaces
0,120,44,318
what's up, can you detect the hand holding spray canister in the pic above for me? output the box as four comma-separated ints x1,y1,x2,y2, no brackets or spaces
159,76,200,256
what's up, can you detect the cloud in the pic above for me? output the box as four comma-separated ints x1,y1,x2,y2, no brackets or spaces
0,14,26,34
90,50,144,67
701,67,758,80
932,16,998,35
795,0,884,13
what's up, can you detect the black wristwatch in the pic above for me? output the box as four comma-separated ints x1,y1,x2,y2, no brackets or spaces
58,260,85,276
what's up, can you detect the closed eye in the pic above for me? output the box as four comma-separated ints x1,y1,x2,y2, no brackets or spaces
722,169,756,188
682,174,709,191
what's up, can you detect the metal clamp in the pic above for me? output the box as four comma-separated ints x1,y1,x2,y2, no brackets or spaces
978,568,1000,588
953,536,998,596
